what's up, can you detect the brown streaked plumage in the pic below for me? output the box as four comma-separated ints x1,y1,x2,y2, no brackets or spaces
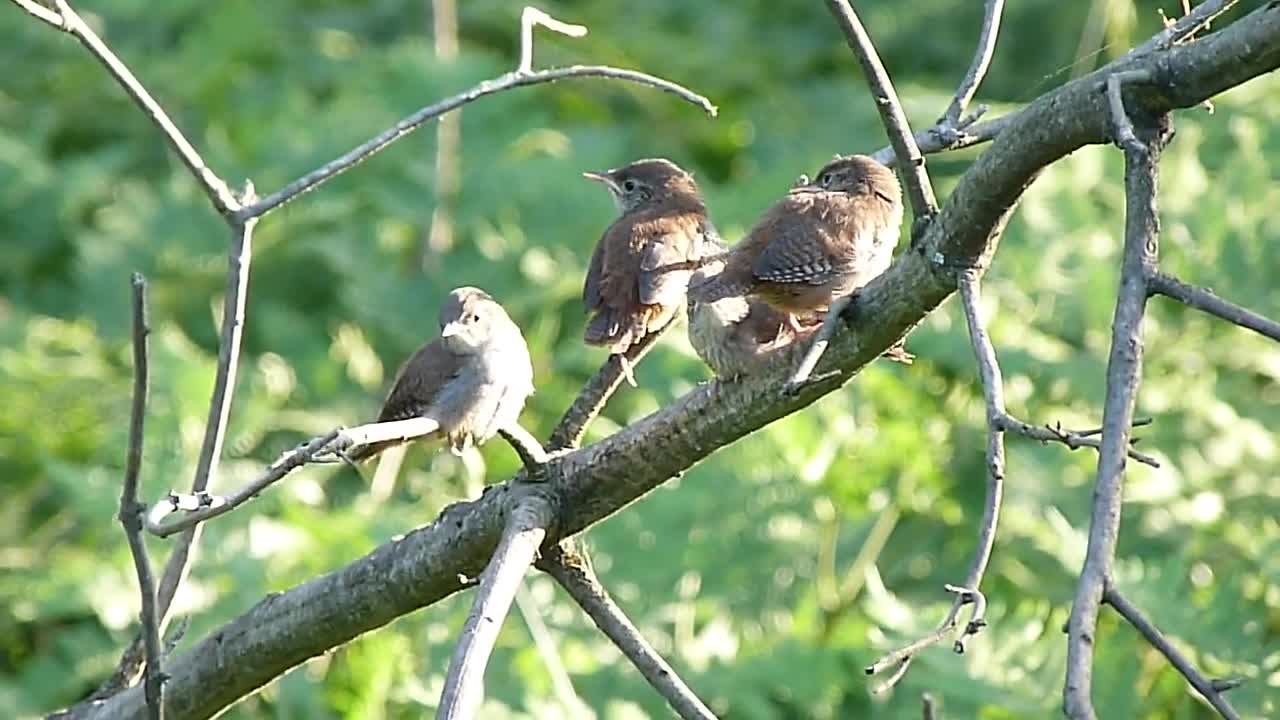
686,240,819,379
722,154,903,318
348,287,534,461
582,158,714,361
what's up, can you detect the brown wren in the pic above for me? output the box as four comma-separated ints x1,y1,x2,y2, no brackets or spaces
722,154,903,324
686,237,815,379
347,287,535,461
581,158,714,383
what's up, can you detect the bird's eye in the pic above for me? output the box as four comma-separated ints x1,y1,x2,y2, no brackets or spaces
622,179,638,193
467,313,479,323
818,172,833,188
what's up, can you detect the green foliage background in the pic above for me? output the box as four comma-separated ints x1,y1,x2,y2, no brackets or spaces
1,0,1277,717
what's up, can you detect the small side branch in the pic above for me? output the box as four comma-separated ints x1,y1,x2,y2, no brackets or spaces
867,273,1004,691
1134,0,1239,55
497,423,561,473
1103,584,1241,720
1063,78,1168,719
237,7,715,220
998,415,1159,468
1148,271,1280,342
11,0,239,214
119,275,164,720
437,495,555,720
144,429,340,538
939,0,1005,128
548,325,667,451
538,540,717,720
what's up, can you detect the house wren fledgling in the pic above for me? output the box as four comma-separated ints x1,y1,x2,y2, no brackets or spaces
686,238,816,379
348,286,534,461
581,158,713,382
723,154,903,321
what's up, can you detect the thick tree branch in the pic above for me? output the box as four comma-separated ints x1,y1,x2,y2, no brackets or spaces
10,0,240,215
538,540,716,720
1103,583,1241,719
236,7,716,221
1148,271,1280,342
119,275,163,720
437,495,554,720
68,8,1280,718
1063,80,1169,719
865,273,1003,690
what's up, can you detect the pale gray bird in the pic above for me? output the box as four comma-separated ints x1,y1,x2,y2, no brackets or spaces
348,287,534,461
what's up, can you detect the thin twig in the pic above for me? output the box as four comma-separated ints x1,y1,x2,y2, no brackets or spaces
1103,583,1241,719
548,324,667,451
539,540,717,720
496,423,560,473
151,195,260,621
940,0,1005,127
144,429,341,537
1063,89,1168,719
10,0,240,214
998,414,1160,468
513,585,590,719
438,495,555,720
866,273,1004,691
119,275,164,720
922,693,938,720
824,0,937,220
1148,271,1280,342
1106,71,1153,153
1134,0,1239,55
238,6,715,221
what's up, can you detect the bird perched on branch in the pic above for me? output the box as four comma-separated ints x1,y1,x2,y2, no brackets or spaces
347,287,534,461
581,158,714,384
687,238,816,379
723,154,903,324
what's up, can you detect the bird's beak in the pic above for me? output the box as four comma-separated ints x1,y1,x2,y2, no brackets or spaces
440,321,464,338
582,170,620,194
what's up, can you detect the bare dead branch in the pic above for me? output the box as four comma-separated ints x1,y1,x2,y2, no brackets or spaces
237,7,716,221
548,325,667,451
496,423,560,472
1103,583,1241,719
539,540,717,720
149,196,259,625
118,275,163,720
1063,77,1169,719
11,0,240,214
866,273,1003,691
998,414,1160,467
1148,271,1280,342
824,0,938,220
940,0,1005,127
437,495,554,720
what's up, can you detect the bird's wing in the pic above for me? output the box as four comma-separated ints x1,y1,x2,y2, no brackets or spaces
637,213,705,306
377,338,465,422
582,234,606,310
750,205,855,287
